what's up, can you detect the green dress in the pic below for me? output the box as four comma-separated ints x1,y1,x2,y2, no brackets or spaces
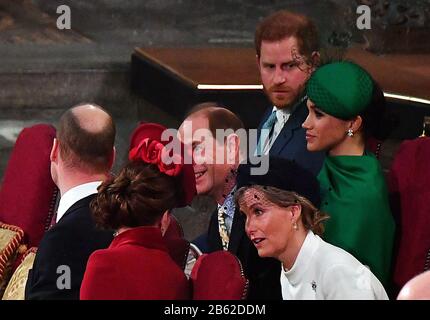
318,153,395,286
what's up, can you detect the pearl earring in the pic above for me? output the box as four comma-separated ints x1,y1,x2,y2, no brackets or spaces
293,222,298,230
347,129,354,137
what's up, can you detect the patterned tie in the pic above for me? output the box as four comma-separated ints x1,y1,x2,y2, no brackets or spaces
255,110,277,156
217,206,230,251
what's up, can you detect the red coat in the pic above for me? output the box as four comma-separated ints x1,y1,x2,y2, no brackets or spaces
80,226,190,300
388,137,430,293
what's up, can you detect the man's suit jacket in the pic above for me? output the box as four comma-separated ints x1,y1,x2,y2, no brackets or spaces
25,195,113,300
208,207,282,300
257,101,325,176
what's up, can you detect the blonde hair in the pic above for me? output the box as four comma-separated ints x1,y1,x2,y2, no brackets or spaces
236,185,329,236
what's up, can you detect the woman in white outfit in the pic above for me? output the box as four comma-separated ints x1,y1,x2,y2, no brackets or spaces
235,157,388,300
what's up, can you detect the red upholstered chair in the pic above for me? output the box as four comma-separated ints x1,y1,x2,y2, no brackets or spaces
163,213,190,270
190,251,249,300
163,213,184,240
164,237,190,271
388,137,430,295
0,124,58,248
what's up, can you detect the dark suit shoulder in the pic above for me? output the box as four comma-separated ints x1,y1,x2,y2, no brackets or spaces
207,209,222,252
57,195,112,237
257,106,274,130
25,195,113,300
58,195,96,228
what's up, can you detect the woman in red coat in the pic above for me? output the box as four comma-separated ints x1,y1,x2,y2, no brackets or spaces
80,123,195,300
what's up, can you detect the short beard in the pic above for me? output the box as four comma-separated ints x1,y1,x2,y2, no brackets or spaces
266,85,305,110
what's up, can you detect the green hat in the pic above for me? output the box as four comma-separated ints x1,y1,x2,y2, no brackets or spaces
306,61,374,120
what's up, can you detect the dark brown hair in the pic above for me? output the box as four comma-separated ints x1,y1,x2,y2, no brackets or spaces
91,160,180,230
57,103,116,173
186,102,244,143
255,10,319,60
361,81,392,141
236,185,329,236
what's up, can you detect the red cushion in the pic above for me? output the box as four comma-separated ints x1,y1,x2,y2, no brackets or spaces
163,214,189,270
0,124,58,247
388,137,430,292
163,214,184,240
191,251,248,300
164,237,190,270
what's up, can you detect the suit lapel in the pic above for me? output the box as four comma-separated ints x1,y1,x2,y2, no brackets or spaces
269,101,307,156
257,107,274,142
228,208,246,254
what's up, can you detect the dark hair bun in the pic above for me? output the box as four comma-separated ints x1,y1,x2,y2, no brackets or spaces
91,160,179,229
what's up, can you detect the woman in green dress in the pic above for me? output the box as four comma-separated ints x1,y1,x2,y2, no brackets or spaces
302,61,395,287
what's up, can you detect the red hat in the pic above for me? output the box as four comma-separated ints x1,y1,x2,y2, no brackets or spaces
129,122,196,207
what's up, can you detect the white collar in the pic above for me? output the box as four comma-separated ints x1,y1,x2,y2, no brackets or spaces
271,95,307,121
272,106,291,125
56,181,102,223
281,230,320,286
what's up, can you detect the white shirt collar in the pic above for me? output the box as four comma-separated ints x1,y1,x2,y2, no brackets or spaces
262,106,291,154
281,230,319,286
271,95,307,120
271,106,291,126
56,181,102,223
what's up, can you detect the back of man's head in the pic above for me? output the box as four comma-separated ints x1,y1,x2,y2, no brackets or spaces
57,103,116,174
254,10,319,59
397,271,430,300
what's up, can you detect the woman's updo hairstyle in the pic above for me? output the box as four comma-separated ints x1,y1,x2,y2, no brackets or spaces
91,160,180,230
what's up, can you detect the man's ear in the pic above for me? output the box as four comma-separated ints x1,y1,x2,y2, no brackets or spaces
309,51,320,71
226,134,240,164
50,138,59,162
108,146,116,170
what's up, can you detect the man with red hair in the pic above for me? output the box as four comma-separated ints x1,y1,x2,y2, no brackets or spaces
255,10,324,175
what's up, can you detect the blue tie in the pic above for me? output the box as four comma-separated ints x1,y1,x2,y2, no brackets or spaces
255,111,277,156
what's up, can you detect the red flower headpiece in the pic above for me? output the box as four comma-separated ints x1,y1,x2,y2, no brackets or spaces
129,138,183,177
129,122,196,207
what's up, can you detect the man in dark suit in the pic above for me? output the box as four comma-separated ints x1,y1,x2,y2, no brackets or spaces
179,103,281,299
255,10,325,175
25,103,115,300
